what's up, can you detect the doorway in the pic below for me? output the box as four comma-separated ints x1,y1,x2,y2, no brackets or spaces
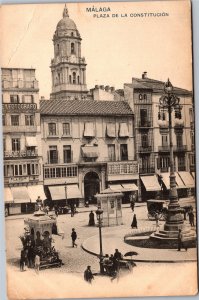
84,172,100,204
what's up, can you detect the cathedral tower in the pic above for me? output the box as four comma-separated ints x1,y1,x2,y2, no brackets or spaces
50,5,88,100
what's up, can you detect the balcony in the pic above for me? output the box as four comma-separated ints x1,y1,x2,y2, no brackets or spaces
4,149,38,159
138,121,151,128
2,103,37,113
173,145,187,152
2,80,39,90
3,125,37,133
138,146,152,153
107,160,139,181
158,146,170,152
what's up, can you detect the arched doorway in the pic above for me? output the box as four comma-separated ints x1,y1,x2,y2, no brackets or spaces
84,172,100,204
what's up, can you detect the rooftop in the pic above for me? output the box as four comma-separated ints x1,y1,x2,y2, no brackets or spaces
40,99,133,116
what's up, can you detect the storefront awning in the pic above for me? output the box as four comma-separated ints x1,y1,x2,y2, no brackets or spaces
119,123,129,137
141,175,161,191
161,173,186,189
106,123,116,138
26,136,37,147
28,185,46,202
4,188,13,203
178,172,195,188
82,146,98,158
122,183,138,191
49,185,82,201
109,184,125,192
192,172,195,179
11,186,30,203
84,123,95,137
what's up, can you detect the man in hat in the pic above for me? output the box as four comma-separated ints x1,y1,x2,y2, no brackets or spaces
71,228,77,247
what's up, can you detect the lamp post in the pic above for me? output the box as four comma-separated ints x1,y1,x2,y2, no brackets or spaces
95,207,104,274
64,181,68,207
158,79,184,231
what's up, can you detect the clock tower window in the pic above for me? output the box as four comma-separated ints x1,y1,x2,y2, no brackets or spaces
69,75,72,84
71,43,75,54
77,75,80,84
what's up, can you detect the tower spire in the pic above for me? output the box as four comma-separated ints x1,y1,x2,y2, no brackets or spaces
63,4,69,18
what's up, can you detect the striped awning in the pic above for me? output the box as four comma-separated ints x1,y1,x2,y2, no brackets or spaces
122,183,138,191
49,185,82,201
11,186,30,203
161,173,186,189
141,175,161,191
178,172,195,188
4,188,13,203
28,185,46,202
82,146,98,158
109,184,126,192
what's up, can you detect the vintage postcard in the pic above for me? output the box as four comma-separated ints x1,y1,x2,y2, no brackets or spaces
0,1,198,299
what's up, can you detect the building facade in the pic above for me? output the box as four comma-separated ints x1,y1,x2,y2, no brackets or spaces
124,72,195,200
2,68,45,215
40,99,138,206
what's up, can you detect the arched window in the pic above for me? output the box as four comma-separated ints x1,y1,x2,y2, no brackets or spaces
77,75,80,84
69,75,72,84
57,44,60,54
73,72,76,84
143,94,147,100
71,43,75,54
71,32,74,37
139,94,143,100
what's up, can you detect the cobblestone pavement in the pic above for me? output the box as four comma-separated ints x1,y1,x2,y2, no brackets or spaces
5,202,198,299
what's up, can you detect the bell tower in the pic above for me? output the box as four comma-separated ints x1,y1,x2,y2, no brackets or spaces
50,5,88,100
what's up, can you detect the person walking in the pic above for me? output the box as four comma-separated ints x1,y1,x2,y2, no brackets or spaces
188,210,195,227
177,229,187,251
71,228,77,247
131,214,138,229
20,249,26,271
84,266,94,284
88,211,95,226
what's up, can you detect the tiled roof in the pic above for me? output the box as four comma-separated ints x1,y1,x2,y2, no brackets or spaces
40,99,133,116
130,77,192,95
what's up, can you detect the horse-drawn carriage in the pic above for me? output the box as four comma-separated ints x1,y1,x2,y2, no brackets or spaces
147,199,169,221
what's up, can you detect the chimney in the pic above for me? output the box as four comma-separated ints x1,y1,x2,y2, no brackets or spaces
40,96,45,100
105,85,110,92
100,85,104,90
95,85,99,89
142,71,147,79
111,86,115,92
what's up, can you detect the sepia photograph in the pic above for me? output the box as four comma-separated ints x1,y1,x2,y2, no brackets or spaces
0,1,198,299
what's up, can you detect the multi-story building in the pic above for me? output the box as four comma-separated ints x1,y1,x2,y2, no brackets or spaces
124,72,195,200
40,98,138,207
2,68,45,215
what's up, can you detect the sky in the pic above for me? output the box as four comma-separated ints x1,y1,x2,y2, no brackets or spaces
0,1,193,98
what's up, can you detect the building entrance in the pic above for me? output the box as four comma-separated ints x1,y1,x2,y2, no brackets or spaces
84,172,100,204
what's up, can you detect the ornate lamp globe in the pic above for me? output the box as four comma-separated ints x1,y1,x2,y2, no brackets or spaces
164,78,173,93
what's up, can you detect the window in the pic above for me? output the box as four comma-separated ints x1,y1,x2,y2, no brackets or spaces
12,138,20,151
2,115,5,126
108,144,116,161
71,32,74,37
14,164,23,176
160,156,170,170
176,135,183,147
139,94,143,100
189,108,193,123
69,75,72,84
141,134,148,148
120,144,128,161
22,95,33,103
10,95,19,103
27,163,39,175
11,115,19,126
71,43,75,54
63,123,70,135
48,123,57,136
49,146,58,164
3,139,6,151
25,115,34,126
72,72,76,84
77,76,80,84
143,94,147,100
178,155,186,171
63,145,72,163
44,166,77,179
140,109,148,126
162,135,168,147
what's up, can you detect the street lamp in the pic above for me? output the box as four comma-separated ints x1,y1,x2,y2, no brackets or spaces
64,181,68,207
158,78,184,231
95,207,104,274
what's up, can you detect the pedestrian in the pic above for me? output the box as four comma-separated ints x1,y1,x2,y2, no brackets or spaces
130,193,136,212
84,266,94,284
88,210,95,226
20,249,26,271
155,213,159,229
177,229,187,252
35,252,41,274
71,228,77,247
188,210,194,227
70,204,75,217
131,214,138,229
